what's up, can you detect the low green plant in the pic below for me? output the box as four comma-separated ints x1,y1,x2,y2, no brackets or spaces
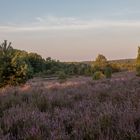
58,71,67,82
92,71,104,80
104,66,112,79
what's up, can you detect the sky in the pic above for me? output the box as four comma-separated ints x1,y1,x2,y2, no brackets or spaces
0,0,140,61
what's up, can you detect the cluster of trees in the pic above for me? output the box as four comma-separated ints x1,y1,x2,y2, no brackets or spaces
109,59,136,72
45,58,92,76
0,41,112,87
0,41,95,87
45,54,113,79
1,40,139,87
0,40,45,87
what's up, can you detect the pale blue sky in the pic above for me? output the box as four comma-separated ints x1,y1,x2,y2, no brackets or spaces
0,0,140,61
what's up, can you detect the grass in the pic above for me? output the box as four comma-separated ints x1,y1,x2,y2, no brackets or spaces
0,71,140,140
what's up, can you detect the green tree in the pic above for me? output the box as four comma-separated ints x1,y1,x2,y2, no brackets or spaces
28,53,45,74
0,40,14,87
136,47,140,76
94,54,108,71
0,41,33,87
11,51,33,85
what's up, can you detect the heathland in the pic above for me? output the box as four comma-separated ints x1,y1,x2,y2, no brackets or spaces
0,40,140,140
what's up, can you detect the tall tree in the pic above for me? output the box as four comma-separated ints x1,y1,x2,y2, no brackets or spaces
28,53,45,74
136,47,140,76
11,50,33,85
0,41,33,87
0,40,14,87
94,54,108,71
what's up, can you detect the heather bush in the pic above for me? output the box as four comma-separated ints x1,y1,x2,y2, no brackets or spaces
31,94,49,112
0,72,140,139
97,92,110,102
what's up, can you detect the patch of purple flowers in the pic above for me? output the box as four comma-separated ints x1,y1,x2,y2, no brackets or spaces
0,74,140,140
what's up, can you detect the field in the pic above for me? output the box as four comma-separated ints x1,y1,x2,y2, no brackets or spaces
0,71,140,140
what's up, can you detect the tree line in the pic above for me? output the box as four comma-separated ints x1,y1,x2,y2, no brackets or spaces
0,40,139,87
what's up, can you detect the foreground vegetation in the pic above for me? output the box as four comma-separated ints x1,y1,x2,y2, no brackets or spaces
0,72,140,140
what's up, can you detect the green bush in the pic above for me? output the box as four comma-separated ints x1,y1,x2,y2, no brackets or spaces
58,71,67,82
136,65,140,76
92,71,105,80
104,66,112,79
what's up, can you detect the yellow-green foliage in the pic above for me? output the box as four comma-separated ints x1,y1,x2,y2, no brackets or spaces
92,71,105,80
0,41,33,87
94,54,108,71
58,71,67,81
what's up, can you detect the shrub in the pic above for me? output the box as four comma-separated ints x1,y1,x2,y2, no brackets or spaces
136,65,140,76
92,71,104,80
104,66,112,79
32,94,49,112
97,92,110,102
58,71,67,82
99,114,113,131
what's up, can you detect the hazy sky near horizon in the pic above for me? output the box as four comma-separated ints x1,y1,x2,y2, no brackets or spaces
0,0,140,61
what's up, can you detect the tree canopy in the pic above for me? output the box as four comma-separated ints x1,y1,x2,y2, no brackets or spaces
94,54,108,71
0,41,46,87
